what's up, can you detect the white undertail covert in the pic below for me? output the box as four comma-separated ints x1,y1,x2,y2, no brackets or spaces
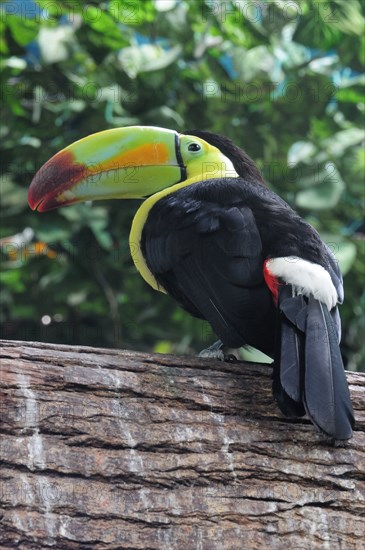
266,257,338,310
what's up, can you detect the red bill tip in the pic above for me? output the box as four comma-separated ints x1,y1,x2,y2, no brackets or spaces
28,150,88,212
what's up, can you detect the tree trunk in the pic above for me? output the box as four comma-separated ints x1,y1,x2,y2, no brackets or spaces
0,339,364,550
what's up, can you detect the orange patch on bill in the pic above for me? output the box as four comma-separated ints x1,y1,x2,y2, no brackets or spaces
98,143,170,173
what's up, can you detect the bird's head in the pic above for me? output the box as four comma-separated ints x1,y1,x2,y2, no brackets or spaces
28,126,264,212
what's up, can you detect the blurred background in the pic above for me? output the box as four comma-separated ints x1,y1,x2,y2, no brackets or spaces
1,0,364,370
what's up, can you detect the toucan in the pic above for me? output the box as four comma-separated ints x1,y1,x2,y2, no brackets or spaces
28,126,355,443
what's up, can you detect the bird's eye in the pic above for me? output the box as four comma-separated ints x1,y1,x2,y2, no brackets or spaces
188,143,201,152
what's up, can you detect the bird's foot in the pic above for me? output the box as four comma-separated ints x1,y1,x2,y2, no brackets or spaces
198,340,237,362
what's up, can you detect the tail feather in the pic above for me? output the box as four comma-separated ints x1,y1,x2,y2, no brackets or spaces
273,286,306,417
304,298,354,440
275,286,354,442
273,307,306,417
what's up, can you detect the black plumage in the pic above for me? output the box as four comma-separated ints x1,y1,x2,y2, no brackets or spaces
141,131,354,442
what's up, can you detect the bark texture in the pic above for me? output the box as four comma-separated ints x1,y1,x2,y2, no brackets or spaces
0,339,364,550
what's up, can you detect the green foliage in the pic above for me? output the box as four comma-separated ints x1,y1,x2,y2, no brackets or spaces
1,0,364,370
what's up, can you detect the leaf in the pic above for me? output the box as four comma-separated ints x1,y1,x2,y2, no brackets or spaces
154,0,177,11
0,174,28,210
67,291,88,306
0,270,25,292
19,136,41,148
232,46,278,82
335,73,365,89
321,234,357,275
118,44,182,78
287,141,316,166
336,242,357,275
295,163,345,209
324,0,365,36
39,270,67,289
274,42,310,71
7,16,39,47
89,219,113,250
109,0,156,25
36,223,70,243
38,26,75,64
84,8,129,50
294,0,364,49
336,88,365,104
153,340,173,354
308,54,339,75
36,0,84,14
323,128,364,157
144,106,184,127
4,56,27,70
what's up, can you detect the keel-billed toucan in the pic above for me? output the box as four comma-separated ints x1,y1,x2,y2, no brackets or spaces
28,126,355,442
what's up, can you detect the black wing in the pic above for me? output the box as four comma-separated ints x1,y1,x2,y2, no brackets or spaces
141,180,276,355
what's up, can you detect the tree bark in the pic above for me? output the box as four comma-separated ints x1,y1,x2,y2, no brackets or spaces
0,339,364,550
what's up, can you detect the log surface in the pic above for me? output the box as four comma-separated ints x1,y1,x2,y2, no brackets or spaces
0,339,364,550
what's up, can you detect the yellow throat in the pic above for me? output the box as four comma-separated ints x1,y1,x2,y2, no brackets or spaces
129,160,239,292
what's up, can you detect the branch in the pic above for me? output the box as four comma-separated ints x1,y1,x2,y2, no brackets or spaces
0,339,364,549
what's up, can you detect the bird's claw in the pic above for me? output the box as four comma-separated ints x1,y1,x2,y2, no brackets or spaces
224,353,238,363
198,340,237,362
